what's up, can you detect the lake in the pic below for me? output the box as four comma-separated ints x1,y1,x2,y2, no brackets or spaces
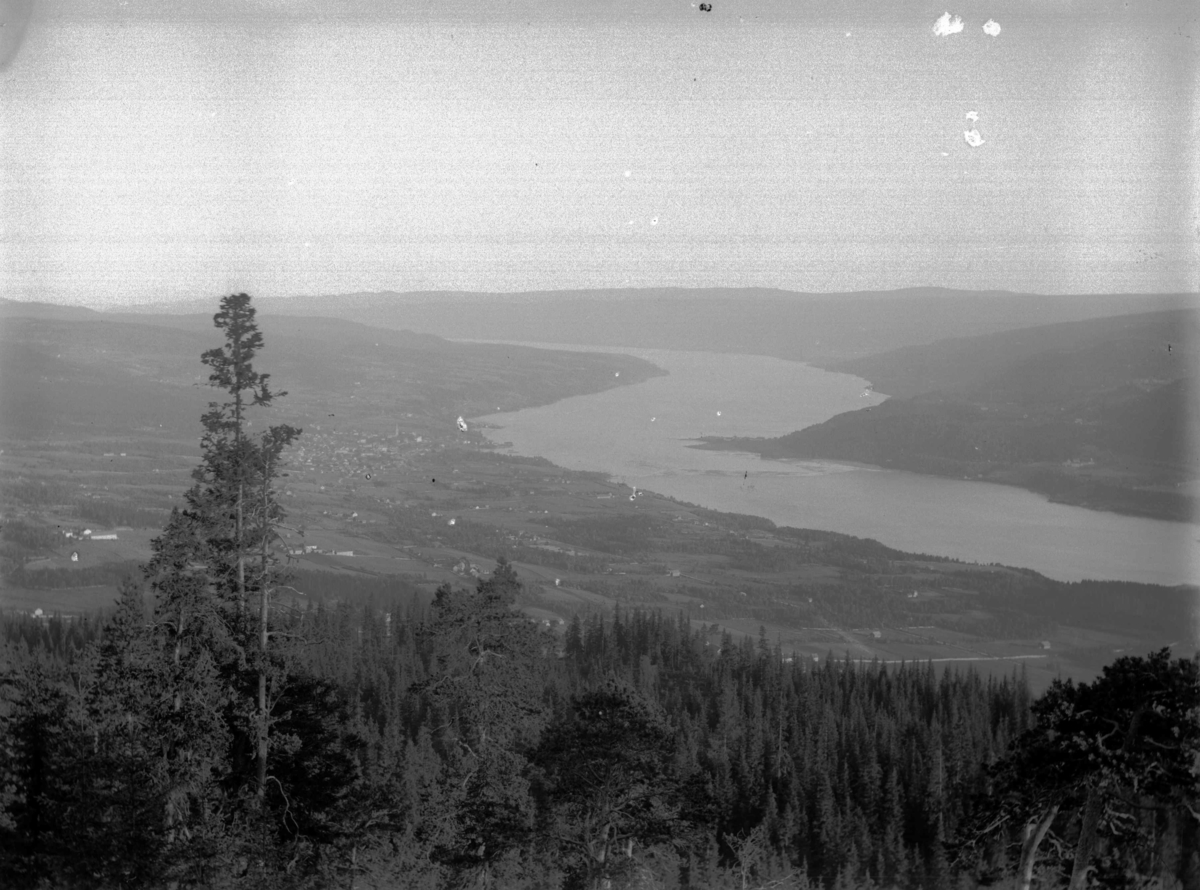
471,344,1200,587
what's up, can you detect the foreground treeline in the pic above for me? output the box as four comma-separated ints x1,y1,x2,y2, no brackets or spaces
2,293,1196,890
0,587,1044,888
2,586,1198,890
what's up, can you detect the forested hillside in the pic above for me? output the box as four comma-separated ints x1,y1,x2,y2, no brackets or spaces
699,309,1199,521
0,299,663,439
2,596,1032,888
827,309,1198,400
3,577,1197,889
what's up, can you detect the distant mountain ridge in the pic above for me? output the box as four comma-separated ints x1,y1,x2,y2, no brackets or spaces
111,287,1196,365
697,308,1200,522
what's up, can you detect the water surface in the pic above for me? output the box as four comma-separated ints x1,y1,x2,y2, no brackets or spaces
472,343,1200,587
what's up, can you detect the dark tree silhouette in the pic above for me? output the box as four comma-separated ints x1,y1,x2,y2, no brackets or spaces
532,682,706,890
415,558,549,886
960,649,1200,889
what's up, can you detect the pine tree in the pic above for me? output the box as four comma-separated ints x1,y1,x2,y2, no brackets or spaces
73,583,172,886
959,649,1200,890
415,559,548,885
532,682,706,890
0,657,82,886
81,581,232,885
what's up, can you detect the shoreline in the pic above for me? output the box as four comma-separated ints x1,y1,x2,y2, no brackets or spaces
691,435,1198,526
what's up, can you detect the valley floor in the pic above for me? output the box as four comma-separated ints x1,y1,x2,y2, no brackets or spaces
4,417,1195,692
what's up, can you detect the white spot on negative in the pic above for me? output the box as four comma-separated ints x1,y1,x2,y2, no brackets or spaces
932,12,964,36
982,19,1001,36
965,110,979,122
964,129,985,147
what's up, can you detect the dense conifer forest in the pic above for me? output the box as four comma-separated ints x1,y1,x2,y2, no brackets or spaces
1,295,1196,889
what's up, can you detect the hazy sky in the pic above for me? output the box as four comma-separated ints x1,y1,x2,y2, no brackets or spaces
1,0,1196,306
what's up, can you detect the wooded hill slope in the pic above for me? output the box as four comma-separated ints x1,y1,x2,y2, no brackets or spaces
698,309,1199,521
0,299,663,440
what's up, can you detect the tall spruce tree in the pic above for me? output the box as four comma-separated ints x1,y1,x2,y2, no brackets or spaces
197,293,298,799
143,293,300,879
